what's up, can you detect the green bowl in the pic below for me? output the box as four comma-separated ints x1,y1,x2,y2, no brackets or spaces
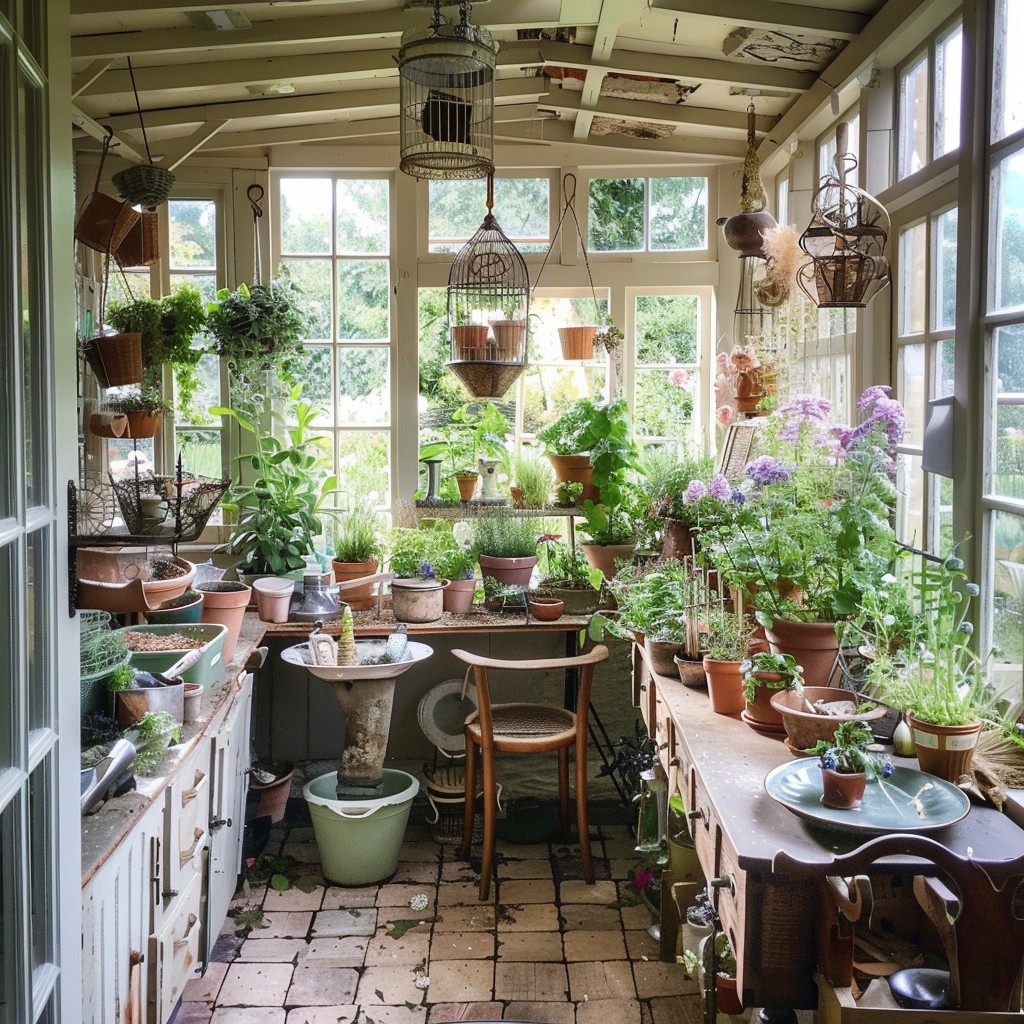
143,596,204,625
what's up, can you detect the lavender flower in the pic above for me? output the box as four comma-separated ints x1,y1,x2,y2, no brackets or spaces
708,474,731,500
746,455,791,487
683,480,708,504
857,384,892,412
730,488,746,504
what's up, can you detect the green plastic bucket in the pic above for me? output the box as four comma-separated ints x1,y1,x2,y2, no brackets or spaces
304,769,419,886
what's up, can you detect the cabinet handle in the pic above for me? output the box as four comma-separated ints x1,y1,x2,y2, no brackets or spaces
686,809,707,835
179,828,205,867
209,817,232,833
161,889,179,900
182,771,207,806
711,874,736,898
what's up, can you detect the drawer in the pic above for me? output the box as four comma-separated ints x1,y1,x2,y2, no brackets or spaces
163,747,211,900
653,685,675,777
178,766,210,854
150,867,203,1024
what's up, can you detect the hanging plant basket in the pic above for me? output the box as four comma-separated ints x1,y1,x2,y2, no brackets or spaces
111,163,175,211
83,331,144,388
447,359,525,400
114,211,160,268
557,325,597,360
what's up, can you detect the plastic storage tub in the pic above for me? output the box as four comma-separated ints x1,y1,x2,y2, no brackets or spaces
116,623,227,689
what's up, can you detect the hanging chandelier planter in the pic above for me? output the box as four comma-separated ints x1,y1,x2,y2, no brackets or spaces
796,122,890,308
446,173,530,399
398,1,497,181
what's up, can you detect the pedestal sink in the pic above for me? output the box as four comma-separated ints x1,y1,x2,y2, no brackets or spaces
281,639,433,798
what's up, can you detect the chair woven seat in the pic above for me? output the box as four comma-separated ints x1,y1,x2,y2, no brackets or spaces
467,703,575,740
453,644,609,900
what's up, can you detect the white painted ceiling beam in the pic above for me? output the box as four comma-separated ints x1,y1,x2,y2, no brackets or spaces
159,120,230,169
71,104,148,163
649,0,868,40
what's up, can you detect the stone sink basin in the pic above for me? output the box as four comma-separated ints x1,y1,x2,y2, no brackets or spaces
281,640,433,798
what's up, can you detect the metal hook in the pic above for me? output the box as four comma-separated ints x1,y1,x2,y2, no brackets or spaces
561,172,577,208
247,184,265,219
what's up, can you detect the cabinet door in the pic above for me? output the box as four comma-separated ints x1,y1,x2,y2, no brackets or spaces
149,868,203,1024
162,742,212,910
206,673,253,960
81,798,164,1024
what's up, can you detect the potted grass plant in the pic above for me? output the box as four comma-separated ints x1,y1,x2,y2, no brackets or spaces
509,446,555,509
701,607,753,715
331,501,386,610
473,512,538,587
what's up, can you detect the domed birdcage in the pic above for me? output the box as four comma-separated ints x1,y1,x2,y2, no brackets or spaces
796,122,890,308
446,174,530,399
397,1,497,181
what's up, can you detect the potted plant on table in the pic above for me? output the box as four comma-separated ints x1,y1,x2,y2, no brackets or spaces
811,720,894,810
741,651,804,734
473,511,538,587
509,446,554,509
533,536,602,615
101,383,173,439
431,532,478,614
387,527,450,623
331,500,386,611
701,607,753,715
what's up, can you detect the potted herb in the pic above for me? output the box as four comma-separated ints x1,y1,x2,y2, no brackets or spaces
534,536,602,615
701,607,753,715
205,275,309,418
509,446,554,509
419,401,511,503
811,720,893,810
214,389,337,577
331,501,386,610
740,651,804,733
431,532,478,614
473,512,538,586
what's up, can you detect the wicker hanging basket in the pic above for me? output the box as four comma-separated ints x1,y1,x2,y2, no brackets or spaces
83,331,143,389
74,131,140,254
112,164,175,211
114,211,160,268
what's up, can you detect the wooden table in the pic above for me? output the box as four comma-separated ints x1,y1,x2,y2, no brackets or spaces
636,644,1024,1014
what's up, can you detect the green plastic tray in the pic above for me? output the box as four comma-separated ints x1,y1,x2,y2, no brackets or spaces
116,623,227,689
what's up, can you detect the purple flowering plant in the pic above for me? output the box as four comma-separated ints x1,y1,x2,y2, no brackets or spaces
812,720,894,779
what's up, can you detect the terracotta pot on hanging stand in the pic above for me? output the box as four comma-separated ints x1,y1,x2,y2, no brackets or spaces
558,326,598,360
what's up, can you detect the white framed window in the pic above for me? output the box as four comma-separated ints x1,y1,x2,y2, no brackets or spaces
586,175,709,253
275,174,394,510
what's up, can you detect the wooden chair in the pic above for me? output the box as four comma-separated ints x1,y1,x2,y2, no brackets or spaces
452,644,610,901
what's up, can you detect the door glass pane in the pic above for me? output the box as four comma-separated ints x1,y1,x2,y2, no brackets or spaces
337,430,390,507
27,528,50,733
280,177,332,254
899,222,927,335
992,324,1024,500
935,338,955,398
635,295,698,363
991,510,1024,701
0,47,11,521
649,177,707,250
337,260,389,340
338,348,389,426
933,473,954,554
281,258,331,341
992,150,1024,313
0,801,13,1022
19,68,46,509
169,199,217,269
289,346,333,424
29,759,53,973
898,55,929,178
0,544,13,771
633,368,694,442
993,0,1024,142
336,179,389,255
933,208,958,330
588,177,644,251
896,452,925,547
898,343,926,447
935,24,962,157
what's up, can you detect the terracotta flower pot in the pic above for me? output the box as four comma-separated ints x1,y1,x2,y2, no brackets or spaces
702,657,745,715
770,686,887,754
527,596,564,621
456,474,478,502
661,520,696,561
581,542,634,580
674,654,707,688
715,972,744,1016
451,324,488,359
742,676,788,734
477,553,537,587
489,319,526,358
557,325,597,360
509,485,525,509
252,576,295,624
443,576,478,614
645,636,682,676
908,716,983,782
332,557,379,611
765,619,840,687
820,767,867,810
197,581,252,663
125,410,162,438
547,453,598,504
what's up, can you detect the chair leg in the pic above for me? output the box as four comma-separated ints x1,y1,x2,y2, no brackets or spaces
459,738,477,861
576,741,594,884
557,747,570,838
479,746,497,901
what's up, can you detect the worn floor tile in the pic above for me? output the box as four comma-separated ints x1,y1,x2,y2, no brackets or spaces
503,1001,575,1024
393,860,443,884
575,997,643,1024
257,912,313,939
210,1009,286,1024
364,927,431,966
566,961,636,1002
440,860,477,883
495,902,559,931
563,930,626,962
619,901,656,932
432,904,497,932
496,931,563,962
400,841,444,863
557,905,622,931
284,1007,357,1024
311,908,377,937
286,962,359,1005
321,885,378,909
359,1006,432,1024
559,880,618,905
302,935,369,965
436,881,484,906
497,879,556,904
624,929,661,961
357,964,431,1004
218,963,295,1006
427,1000,503,1022
647,993,704,1024
378,882,438,908
262,886,324,912
172,1002,214,1024
182,962,228,1002
279,840,322,864
235,938,308,963
632,959,698,997
428,930,495,960
493,962,569,1002
496,858,552,879
423,960,495,1003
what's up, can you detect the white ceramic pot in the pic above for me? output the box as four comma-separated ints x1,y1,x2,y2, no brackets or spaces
391,577,447,623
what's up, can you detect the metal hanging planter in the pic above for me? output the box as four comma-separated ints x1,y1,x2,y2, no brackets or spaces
796,122,890,308
446,174,530,399
398,1,497,181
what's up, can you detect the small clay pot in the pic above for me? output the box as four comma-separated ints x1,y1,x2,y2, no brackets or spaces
527,596,564,621
820,767,867,810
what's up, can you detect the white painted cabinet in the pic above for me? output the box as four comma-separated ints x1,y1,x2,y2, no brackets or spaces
82,672,253,1024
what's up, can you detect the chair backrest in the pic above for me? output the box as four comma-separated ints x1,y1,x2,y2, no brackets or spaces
451,645,609,737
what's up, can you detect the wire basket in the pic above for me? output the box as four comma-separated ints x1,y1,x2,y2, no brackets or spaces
108,474,229,542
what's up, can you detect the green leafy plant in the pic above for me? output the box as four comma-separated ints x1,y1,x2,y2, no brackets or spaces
419,401,512,500
106,383,172,416
105,664,137,692
812,720,893,779
509,446,554,508
124,710,181,775
472,512,538,559
331,501,385,563
741,650,804,703
538,537,601,589
701,607,752,662
388,523,470,578
215,388,337,575
556,480,583,505
430,531,477,581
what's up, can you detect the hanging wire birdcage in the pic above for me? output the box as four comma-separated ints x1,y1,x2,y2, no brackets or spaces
397,1,497,181
446,174,529,398
796,122,890,308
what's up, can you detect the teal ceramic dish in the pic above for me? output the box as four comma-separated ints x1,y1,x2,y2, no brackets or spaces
764,757,970,834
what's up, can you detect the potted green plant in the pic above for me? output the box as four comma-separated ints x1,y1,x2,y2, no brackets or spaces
419,401,511,503
701,607,753,715
640,447,716,560
330,501,386,610
103,383,173,438
740,651,804,734
214,388,337,577
205,275,309,418
509,446,554,509
473,512,538,586
811,720,894,810
533,536,602,615
107,283,206,417
431,531,478,614
387,527,451,621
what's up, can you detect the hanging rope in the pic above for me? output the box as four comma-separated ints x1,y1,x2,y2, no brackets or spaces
532,172,603,323
247,184,265,284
